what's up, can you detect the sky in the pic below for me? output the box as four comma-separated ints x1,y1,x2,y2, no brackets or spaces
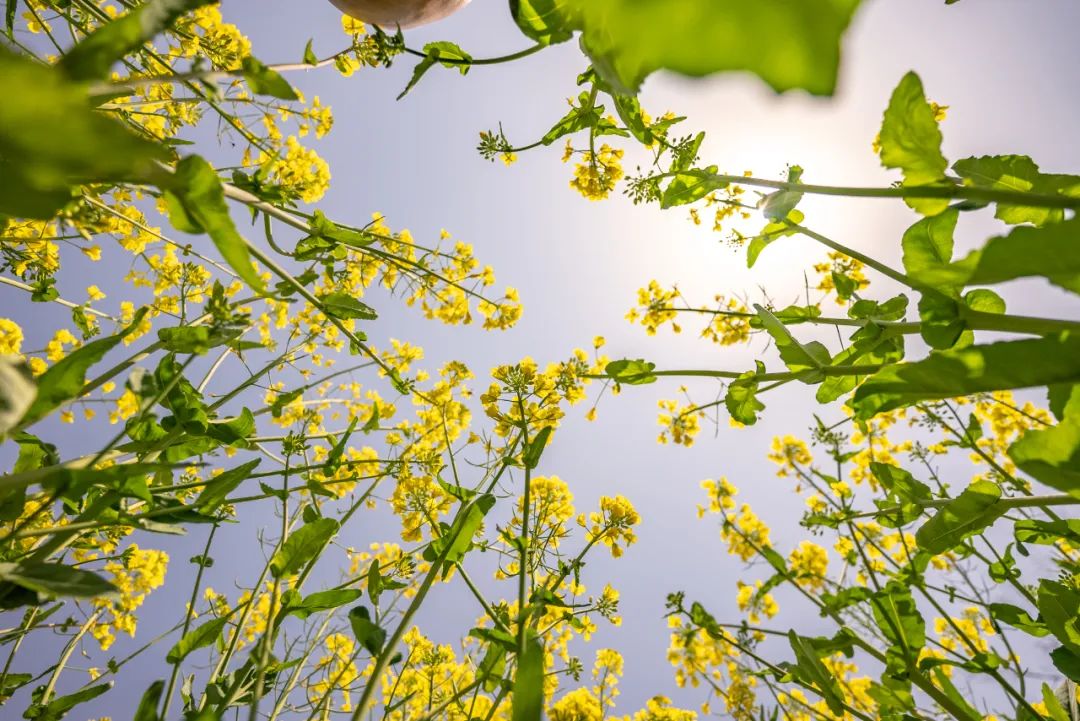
8,0,1080,717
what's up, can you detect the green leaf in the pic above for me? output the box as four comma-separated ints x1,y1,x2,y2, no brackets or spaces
915,480,1005,554
286,588,363,620
725,363,766,425
20,308,148,428
1008,385,1080,497
195,459,260,513
566,0,861,96
902,208,957,288
787,632,846,715
539,95,603,146
747,209,804,268
511,636,545,721
760,166,804,221
166,616,229,664
425,494,496,570
324,417,359,476
523,426,553,470
27,683,111,721
0,562,118,599
163,155,265,293
1014,518,1080,547
320,292,378,321
911,216,1080,295
157,326,212,355
241,56,299,100
59,0,212,81
1038,580,1080,653
755,305,829,380
133,680,165,721
303,39,318,65
509,0,574,45
397,41,472,100
878,71,950,215
348,605,386,656
660,167,727,208
605,359,657,385
988,602,1049,638
0,357,36,439
270,518,339,578
851,335,1080,419
0,48,168,219
1051,646,1080,682
953,155,1080,227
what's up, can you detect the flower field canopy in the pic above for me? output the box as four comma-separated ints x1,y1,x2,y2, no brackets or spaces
2,1,1080,721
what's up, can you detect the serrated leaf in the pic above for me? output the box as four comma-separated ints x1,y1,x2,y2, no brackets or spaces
953,154,1080,227
320,293,378,321
915,480,1004,554
878,71,950,215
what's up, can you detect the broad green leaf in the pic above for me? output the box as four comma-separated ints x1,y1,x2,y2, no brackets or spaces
1051,646,1080,682
1014,518,1080,547
660,167,727,209
166,616,229,663
953,155,1080,227
60,0,212,81
163,155,265,293
915,480,1005,554
0,562,118,599
1041,683,1073,721
911,216,1080,295
988,602,1049,638
195,459,261,513
285,589,363,620
157,326,211,355
605,359,657,385
570,0,861,96
348,605,386,656
870,462,931,504
133,680,165,721
270,518,340,578
1038,580,1080,653
509,0,574,45
749,304,822,327
878,71,950,215
27,683,111,721
901,208,957,287
0,48,168,219
320,292,378,321
747,209,804,268
241,56,299,100
1008,385,1080,496
0,357,35,438
725,364,766,425
511,636,545,721
20,308,148,428
851,335,1080,419
787,632,846,715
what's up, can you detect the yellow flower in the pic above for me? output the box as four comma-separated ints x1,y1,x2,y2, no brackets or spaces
87,285,106,301
0,318,24,355
570,144,624,201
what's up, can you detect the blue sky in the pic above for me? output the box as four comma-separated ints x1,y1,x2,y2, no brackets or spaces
9,0,1080,716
